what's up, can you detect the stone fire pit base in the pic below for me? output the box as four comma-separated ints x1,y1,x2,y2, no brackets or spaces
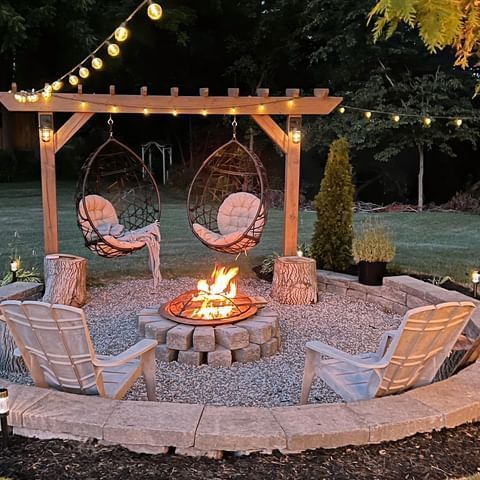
137,305,281,367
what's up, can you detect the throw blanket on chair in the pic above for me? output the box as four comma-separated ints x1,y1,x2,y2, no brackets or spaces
119,222,162,287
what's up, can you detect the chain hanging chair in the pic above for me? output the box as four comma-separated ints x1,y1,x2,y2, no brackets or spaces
75,116,161,259
187,118,268,255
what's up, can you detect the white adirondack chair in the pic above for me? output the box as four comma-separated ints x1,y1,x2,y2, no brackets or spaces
0,301,157,400
300,302,476,404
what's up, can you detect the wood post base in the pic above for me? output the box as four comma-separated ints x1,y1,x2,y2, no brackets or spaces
271,256,318,305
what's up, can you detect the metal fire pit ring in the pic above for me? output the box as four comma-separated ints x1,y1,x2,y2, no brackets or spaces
159,291,257,326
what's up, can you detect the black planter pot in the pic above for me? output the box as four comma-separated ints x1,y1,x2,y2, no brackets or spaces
358,261,387,286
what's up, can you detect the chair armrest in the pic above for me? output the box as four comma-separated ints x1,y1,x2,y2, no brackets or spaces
306,340,389,369
376,329,398,357
93,339,157,368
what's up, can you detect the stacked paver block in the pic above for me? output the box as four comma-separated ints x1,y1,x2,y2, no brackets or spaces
136,304,281,366
317,270,480,336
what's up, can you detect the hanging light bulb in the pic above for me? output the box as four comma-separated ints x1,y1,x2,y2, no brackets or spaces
14,92,22,102
69,74,79,86
392,114,400,123
143,107,149,115
44,83,53,94
114,24,129,42
338,106,346,114
107,42,120,57
147,1,163,20
454,118,463,127
91,57,103,70
52,80,63,91
172,108,178,116
423,116,432,127
202,108,208,116
364,111,372,120
79,67,90,79
42,89,52,100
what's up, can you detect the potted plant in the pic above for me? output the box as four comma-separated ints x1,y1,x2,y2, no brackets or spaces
352,222,396,286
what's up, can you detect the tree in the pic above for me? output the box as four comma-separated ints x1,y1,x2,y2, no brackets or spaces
369,0,480,69
311,137,354,271
306,69,480,209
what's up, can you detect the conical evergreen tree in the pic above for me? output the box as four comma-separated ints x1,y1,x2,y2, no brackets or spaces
311,137,354,271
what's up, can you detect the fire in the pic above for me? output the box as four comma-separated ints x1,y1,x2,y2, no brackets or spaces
191,265,239,319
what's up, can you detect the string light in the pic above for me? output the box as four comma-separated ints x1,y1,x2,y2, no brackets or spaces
114,24,129,42
69,75,79,86
364,111,372,120
288,99,294,107
423,116,432,127
338,106,345,114
13,1,164,102
392,114,400,123
454,118,463,127
79,67,90,79
172,108,178,116
143,107,149,115
91,57,103,70
231,107,237,114
107,42,120,57
202,108,208,116
258,104,265,111
147,1,163,20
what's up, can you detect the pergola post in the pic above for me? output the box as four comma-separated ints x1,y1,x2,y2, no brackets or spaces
38,112,58,254
284,115,302,256
38,112,94,254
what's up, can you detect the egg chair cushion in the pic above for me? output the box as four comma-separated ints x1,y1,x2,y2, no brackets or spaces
193,223,242,246
78,195,145,249
217,192,263,236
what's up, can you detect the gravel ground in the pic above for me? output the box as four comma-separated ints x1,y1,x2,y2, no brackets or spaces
1,278,401,407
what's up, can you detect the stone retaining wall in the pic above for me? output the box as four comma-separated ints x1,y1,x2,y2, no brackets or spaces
317,271,480,337
0,281,43,302
1,362,480,457
0,275,479,457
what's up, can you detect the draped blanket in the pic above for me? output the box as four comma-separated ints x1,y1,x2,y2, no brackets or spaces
118,222,162,287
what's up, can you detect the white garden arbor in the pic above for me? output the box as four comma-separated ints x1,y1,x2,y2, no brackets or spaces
0,85,342,256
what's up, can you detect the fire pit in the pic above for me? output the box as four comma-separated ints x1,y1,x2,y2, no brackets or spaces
160,266,257,326
137,266,281,367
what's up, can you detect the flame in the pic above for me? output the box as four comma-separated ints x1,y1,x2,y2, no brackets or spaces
191,265,239,319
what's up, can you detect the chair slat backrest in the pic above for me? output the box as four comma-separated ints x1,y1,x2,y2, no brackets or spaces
370,302,475,398
0,301,100,395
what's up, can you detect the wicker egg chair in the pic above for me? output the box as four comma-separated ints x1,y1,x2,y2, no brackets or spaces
75,137,161,258
187,138,268,255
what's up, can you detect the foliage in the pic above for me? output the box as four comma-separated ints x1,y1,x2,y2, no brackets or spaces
352,220,396,263
427,275,453,287
311,138,354,270
443,191,480,213
369,0,480,69
1,264,41,287
259,251,280,276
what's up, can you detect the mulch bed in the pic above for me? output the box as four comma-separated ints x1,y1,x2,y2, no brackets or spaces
1,423,480,479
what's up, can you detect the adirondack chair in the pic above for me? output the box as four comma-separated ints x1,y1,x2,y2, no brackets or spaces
300,302,475,404
0,301,157,400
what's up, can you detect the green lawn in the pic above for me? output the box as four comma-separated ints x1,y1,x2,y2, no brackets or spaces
0,181,479,285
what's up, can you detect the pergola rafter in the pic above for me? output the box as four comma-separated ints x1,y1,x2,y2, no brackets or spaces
0,86,342,257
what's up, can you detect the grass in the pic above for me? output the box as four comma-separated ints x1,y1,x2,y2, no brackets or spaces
0,181,479,285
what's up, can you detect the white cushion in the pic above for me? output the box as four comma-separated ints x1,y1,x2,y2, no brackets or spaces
78,194,119,241
217,192,262,235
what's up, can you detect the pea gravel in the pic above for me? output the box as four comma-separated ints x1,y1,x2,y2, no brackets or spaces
2,277,401,407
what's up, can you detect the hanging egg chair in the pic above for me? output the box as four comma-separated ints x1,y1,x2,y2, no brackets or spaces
187,132,268,255
75,128,161,259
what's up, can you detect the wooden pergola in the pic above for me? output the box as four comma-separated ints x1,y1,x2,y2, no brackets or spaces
0,86,342,257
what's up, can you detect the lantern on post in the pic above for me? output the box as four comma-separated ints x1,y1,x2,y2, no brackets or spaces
472,270,480,298
39,113,54,143
10,259,18,283
289,116,302,144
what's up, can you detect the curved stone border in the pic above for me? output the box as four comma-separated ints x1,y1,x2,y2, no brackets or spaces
0,274,479,457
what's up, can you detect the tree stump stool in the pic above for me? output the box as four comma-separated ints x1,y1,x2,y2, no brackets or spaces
271,256,318,305
42,254,87,307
